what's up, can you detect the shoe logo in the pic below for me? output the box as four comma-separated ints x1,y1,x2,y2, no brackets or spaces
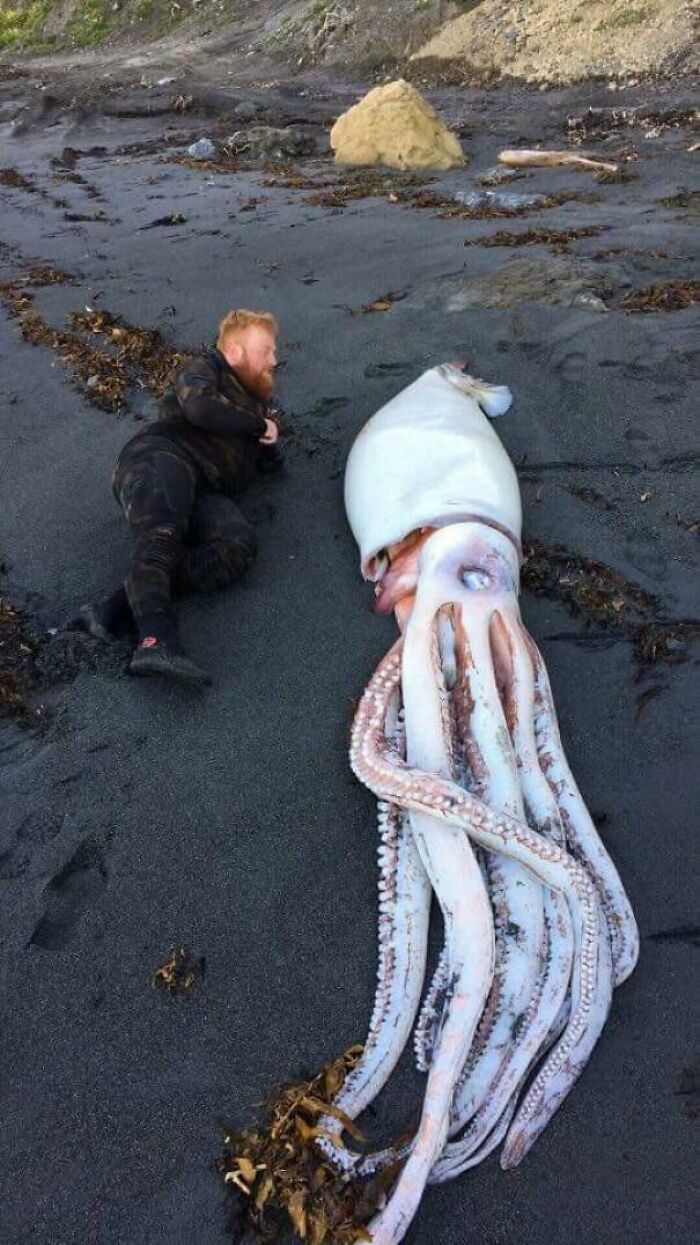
141,636,158,649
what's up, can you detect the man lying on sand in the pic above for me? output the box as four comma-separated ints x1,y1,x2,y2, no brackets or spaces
76,309,282,688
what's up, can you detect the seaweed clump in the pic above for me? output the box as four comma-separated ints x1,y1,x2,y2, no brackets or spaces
218,1046,400,1244
152,947,200,995
167,152,241,174
566,106,698,143
464,226,605,253
0,570,127,724
0,593,40,721
70,308,189,396
23,262,75,286
0,265,190,411
522,543,699,665
594,165,639,184
0,281,127,410
1,166,70,208
262,159,324,190
305,169,430,208
0,167,38,192
620,280,699,313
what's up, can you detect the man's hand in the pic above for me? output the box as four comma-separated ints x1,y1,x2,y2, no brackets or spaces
260,418,279,446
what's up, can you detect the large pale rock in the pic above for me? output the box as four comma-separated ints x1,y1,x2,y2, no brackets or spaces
330,79,465,171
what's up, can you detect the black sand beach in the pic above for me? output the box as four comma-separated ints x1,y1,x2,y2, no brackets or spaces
1,66,698,1244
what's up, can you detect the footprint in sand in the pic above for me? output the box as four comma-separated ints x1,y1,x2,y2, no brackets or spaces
29,836,107,951
553,348,589,380
0,809,63,880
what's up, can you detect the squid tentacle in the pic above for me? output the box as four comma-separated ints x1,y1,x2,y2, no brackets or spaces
317,695,432,1173
431,991,572,1184
351,645,613,1179
502,889,612,1168
433,609,576,1174
415,608,492,1081
416,600,546,1105
525,630,639,986
432,897,571,1180
363,613,495,1245
444,602,546,1136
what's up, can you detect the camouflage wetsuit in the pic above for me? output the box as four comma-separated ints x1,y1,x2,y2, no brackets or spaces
112,348,281,644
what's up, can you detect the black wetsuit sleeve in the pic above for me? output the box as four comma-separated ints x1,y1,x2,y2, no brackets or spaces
175,358,267,438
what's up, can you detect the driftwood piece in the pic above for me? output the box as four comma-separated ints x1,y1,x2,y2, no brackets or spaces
499,149,619,174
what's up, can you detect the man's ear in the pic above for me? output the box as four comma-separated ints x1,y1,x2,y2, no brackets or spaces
225,338,244,366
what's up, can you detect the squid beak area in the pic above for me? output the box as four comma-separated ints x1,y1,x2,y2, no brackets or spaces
373,569,419,615
373,529,435,616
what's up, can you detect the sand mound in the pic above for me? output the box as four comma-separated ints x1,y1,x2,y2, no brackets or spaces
330,79,465,171
412,0,699,84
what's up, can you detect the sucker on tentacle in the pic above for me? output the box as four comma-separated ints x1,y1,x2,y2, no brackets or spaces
413,947,450,1074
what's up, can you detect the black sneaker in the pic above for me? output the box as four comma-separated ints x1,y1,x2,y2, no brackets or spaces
129,639,212,688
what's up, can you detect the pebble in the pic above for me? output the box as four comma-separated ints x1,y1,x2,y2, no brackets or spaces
187,137,216,160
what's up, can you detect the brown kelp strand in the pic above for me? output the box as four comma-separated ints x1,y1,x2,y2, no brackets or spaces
464,226,606,253
1,271,191,411
522,543,699,664
620,280,699,313
152,947,200,994
218,1046,403,1245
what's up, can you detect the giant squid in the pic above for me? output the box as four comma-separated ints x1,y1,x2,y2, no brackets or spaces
315,363,639,1243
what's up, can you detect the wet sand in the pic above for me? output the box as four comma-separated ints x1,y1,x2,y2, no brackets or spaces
0,69,698,1244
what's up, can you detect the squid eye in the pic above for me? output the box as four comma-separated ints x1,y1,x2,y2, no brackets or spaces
462,568,491,591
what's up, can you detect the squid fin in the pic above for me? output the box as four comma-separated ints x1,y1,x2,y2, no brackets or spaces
472,380,513,419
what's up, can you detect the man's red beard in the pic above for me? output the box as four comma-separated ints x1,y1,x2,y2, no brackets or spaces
235,359,275,400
